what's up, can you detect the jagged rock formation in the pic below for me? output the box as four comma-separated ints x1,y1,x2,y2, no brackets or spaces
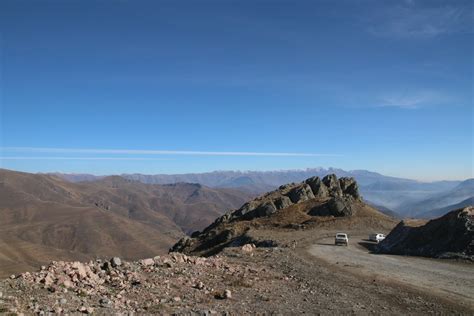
216,174,359,224
377,206,474,260
171,174,365,255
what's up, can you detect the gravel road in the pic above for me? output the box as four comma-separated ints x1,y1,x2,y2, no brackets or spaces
309,235,474,308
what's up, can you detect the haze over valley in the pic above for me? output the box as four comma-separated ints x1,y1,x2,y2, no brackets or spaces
49,168,473,219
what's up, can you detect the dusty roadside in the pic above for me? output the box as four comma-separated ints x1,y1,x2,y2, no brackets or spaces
309,236,474,308
308,234,474,310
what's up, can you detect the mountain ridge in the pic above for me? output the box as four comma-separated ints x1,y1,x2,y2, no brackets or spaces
47,168,470,218
47,168,466,187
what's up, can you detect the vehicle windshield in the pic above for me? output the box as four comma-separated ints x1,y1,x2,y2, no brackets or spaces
336,234,346,238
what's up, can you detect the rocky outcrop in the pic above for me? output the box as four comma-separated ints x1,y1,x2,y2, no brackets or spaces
304,176,329,198
172,174,363,255
322,174,342,197
377,206,474,260
214,174,360,225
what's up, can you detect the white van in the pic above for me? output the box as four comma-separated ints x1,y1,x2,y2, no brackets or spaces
369,233,385,243
335,233,348,246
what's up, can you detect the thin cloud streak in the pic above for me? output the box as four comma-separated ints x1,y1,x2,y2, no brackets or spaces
0,157,170,161
0,147,341,157
375,90,449,109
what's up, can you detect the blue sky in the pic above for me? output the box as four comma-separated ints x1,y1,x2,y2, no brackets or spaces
0,0,472,181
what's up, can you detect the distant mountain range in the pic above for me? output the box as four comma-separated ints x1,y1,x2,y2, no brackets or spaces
49,168,472,218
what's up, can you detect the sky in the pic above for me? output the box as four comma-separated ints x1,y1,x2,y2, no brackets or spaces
0,0,472,181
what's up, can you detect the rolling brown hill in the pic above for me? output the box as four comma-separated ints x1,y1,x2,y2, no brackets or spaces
0,168,253,277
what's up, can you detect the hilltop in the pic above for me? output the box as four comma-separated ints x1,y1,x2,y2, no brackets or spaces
172,174,397,256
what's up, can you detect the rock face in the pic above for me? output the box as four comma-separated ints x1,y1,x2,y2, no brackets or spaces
322,174,342,197
171,174,363,255
309,197,354,217
304,176,329,198
219,174,359,224
377,206,474,260
286,184,315,203
339,177,360,200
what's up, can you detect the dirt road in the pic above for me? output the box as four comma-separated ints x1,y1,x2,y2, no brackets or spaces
309,235,474,308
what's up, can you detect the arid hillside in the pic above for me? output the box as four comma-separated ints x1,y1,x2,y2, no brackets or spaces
172,174,398,256
0,169,252,277
377,206,473,259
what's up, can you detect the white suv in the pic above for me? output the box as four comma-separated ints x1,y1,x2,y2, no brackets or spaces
335,233,348,246
369,233,385,243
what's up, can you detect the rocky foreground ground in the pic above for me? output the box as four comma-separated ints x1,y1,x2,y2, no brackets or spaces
1,234,472,315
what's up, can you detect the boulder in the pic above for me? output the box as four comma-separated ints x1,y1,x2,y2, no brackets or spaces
328,198,353,216
241,201,277,220
278,183,298,193
215,289,232,299
272,195,293,210
236,201,260,217
322,174,343,197
140,258,154,266
308,197,353,217
110,257,122,268
304,176,329,198
71,262,88,280
43,273,55,287
286,184,315,203
339,177,360,200
241,244,256,253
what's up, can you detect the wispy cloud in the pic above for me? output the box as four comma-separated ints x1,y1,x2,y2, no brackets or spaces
0,147,341,157
368,3,473,39
376,91,449,109
0,157,170,160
